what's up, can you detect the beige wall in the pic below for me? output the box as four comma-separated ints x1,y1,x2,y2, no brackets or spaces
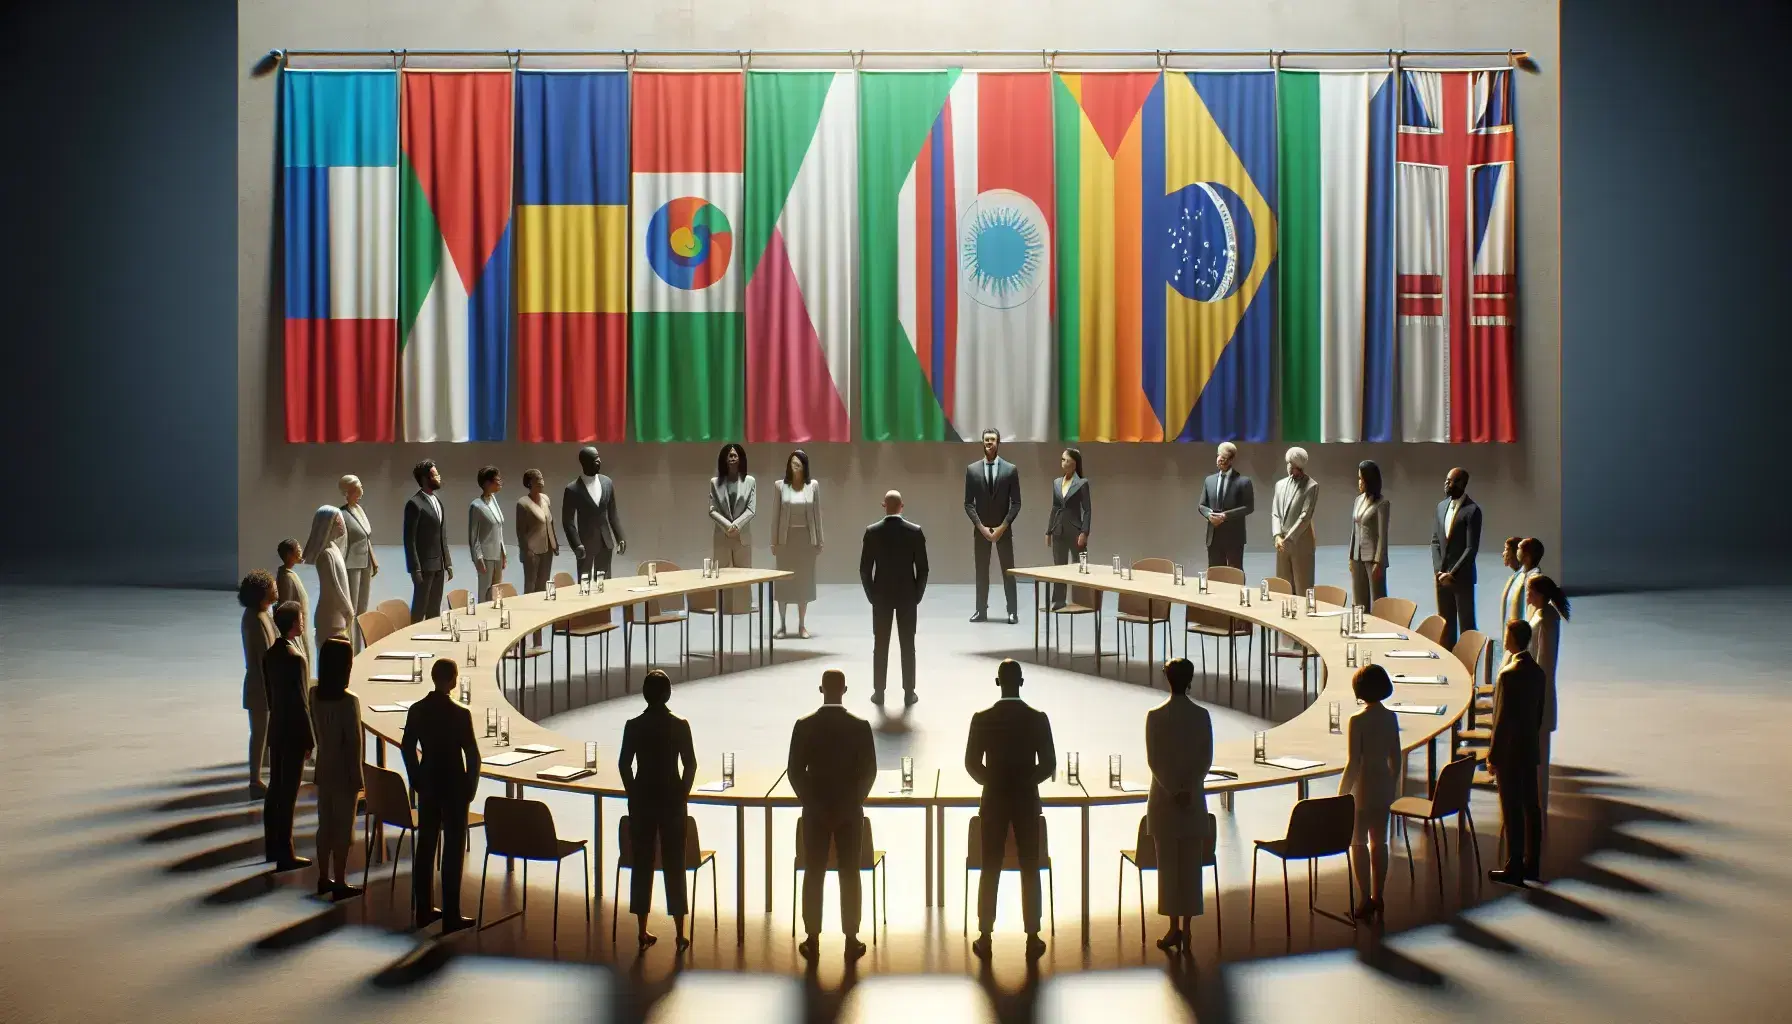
237,0,1560,583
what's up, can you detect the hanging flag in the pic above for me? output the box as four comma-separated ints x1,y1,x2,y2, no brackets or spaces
1397,69,1518,443
1053,71,1163,442
1278,70,1396,443
743,70,856,443
399,70,514,442
281,69,398,443
860,71,1055,442
1155,71,1277,442
631,71,745,442
515,71,629,443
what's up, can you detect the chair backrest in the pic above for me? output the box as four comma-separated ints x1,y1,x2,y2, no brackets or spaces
362,764,412,829
1280,794,1356,859
482,796,561,860
1266,576,1293,595
1452,629,1489,675
1430,755,1479,818
1118,557,1174,619
1205,565,1245,586
446,588,470,611
568,605,615,632
617,814,704,867
490,582,518,601
627,560,685,620
357,609,393,645
1133,813,1219,869
794,816,877,870
1371,596,1417,628
965,814,1049,868
1312,585,1348,608
1414,614,1446,644
552,571,575,588
377,598,413,628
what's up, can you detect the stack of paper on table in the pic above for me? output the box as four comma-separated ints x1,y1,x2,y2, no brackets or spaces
484,749,550,767
536,765,595,782
1260,756,1324,771
696,779,734,792
1388,703,1445,715
1347,631,1407,641
376,651,434,660
369,700,416,713
409,633,455,642
1392,674,1449,684
368,673,418,682
1382,650,1438,659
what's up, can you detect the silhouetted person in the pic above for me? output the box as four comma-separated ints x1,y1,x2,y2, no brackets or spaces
619,669,697,952
239,569,278,799
787,668,878,960
1146,657,1212,952
262,600,312,872
403,458,452,623
401,658,480,932
310,637,364,900
860,489,928,706
965,659,1056,959
1431,467,1482,648
1488,619,1546,887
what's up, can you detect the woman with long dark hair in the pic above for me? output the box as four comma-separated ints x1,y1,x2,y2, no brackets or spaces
772,449,824,638
1347,460,1391,606
1045,448,1091,609
709,443,757,613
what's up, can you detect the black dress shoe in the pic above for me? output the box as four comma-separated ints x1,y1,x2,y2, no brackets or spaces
798,936,820,960
870,689,885,706
248,782,268,801
970,612,988,622
903,691,918,706
1025,934,1047,958
1006,612,1018,625
273,856,313,872
970,935,992,959
415,907,443,930
845,937,867,960
440,915,476,934
1488,869,1527,887
332,884,365,901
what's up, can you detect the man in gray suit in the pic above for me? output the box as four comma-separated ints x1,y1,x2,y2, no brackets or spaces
964,428,1022,623
563,446,626,583
1431,467,1483,649
402,459,452,623
468,465,508,602
1271,447,1319,595
1197,442,1255,569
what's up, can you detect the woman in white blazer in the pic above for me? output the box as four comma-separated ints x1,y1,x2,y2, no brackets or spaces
337,475,377,645
771,449,823,639
1145,657,1213,953
1348,460,1391,607
1337,664,1402,920
1525,574,1569,823
709,443,756,614
303,506,353,660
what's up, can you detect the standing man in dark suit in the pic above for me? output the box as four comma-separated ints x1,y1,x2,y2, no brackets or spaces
563,446,627,583
786,668,878,960
1197,442,1255,569
964,428,1022,624
403,459,452,623
1431,467,1483,648
860,490,929,706
1487,619,1546,887
262,600,312,872
619,669,697,952
965,659,1057,959
401,658,481,932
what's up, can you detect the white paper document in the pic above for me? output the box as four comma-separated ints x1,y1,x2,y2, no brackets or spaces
1388,703,1446,715
376,651,434,660
483,749,549,767
1112,780,1149,793
369,702,415,713
1261,756,1325,771
515,744,563,755
696,780,734,792
536,765,595,782
1348,631,1408,641
368,673,417,683
1393,674,1449,685
1309,609,1347,618
409,633,455,642
1382,650,1438,659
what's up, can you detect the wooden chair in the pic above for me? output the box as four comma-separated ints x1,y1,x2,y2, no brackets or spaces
377,598,413,629
687,571,753,672
356,609,394,647
1391,755,1483,897
359,764,485,896
625,561,689,680
1185,565,1253,704
1117,557,1175,675
611,815,719,941
790,816,888,942
446,588,470,612
476,796,590,938
490,582,518,601
1264,576,1313,711
1312,585,1348,609
1371,596,1418,629
564,606,617,701
1453,629,1491,728
1250,795,1357,943
1119,814,1220,947
1414,614,1447,644
963,815,1055,936
1050,586,1102,668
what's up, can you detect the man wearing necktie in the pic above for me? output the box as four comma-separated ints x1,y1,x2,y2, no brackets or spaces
1197,443,1254,570
1431,467,1483,649
964,429,1022,624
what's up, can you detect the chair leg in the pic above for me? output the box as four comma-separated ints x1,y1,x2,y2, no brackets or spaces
477,853,490,926
1401,816,1416,882
391,827,406,891
1212,862,1222,950
791,864,798,938
553,860,563,941
1116,855,1124,940
1249,849,1259,932
711,858,718,931
583,848,592,925
1433,819,1447,900
1048,864,1056,936
611,865,622,943
362,812,372,890
523,861,530,922
1135,864,1144,944
962,866,970,937
1282,860,1292,946
1464,808,1484,878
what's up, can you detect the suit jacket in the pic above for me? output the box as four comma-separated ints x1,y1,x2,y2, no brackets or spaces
964,457,1022,530
1047,475,1092,541
514,494,559,557
562,474,624,558
1431,496,1483,582
1528,605,1562,733
1349,495,1392,565
467,496,507,563
277,565,309,623
308,689,364,793
1488,653,1547,768
709,474,758,544
773,479,825,547
241,608,277,712
401,690,481,804
619,705,697,815
339,503,374,570
1499,567,1538,630
402,490,452,574
1145,695,1212,842
1270,475,1319,550
965,698,1056,814
787,705,877,821
1198,470,1255,546
860,515,929,607
1337,703,1403,811
262,636,313,752
312,545,353,641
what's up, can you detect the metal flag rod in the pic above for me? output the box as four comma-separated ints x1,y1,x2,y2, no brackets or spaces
271,46,1528,60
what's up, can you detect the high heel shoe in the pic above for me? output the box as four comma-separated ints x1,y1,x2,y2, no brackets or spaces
1352,898,1384,921
1155,929,1185,952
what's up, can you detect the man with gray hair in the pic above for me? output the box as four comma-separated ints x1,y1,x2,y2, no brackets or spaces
1271,447,1319,594
1197,441,1255,569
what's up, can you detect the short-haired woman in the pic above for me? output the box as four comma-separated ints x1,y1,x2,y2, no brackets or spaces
709,443,756,614
1348,460,1391,607
1145,657,1213,952
618,669,698,952
238,570,279,799
772,450,824,639
1337,664,1401,920
337,475,377,646
309,637,364,900
468,466,507,602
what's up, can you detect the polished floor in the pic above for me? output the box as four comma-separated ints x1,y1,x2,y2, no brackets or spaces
2,547,1790,1023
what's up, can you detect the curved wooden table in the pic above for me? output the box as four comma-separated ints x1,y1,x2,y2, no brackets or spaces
354,564,1473,948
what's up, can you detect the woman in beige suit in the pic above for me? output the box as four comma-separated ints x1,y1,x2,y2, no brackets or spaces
308,637,364,900
1145,657,1213,953
239,570,279,799
1347,460,1391,607
709,443,756,613
1338,664,1402,920
337,475,377,645
304,506,353,658
515,468,559,647
772,450,823,638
